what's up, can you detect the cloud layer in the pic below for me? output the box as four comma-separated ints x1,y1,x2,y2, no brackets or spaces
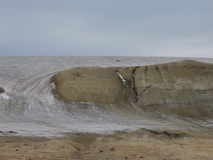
0,0,213,57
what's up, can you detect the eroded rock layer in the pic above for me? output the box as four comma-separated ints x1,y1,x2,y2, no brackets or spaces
133,60,213,119
53,60,213,119
53,67,127,104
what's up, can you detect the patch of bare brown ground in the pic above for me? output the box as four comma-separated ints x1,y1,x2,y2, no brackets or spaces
0,129,213,160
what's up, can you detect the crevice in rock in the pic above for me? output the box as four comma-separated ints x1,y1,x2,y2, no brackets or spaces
140,85,152,96
155,65,164,82
132,66,139,102
144,66,150,88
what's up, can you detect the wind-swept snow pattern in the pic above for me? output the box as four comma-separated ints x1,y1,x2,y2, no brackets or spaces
1,57,213,137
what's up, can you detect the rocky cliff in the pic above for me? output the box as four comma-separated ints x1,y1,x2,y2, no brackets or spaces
132,60,213,119
53,60,213,119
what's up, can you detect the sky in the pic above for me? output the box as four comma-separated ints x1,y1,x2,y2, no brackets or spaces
0,0,213,57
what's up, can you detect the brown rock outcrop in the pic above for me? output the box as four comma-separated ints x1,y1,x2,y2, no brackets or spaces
53,60,213,119
53,67,127,104
133,60,213,119
0,87,5,93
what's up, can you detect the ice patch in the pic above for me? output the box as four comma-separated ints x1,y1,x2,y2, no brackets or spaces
50,82,56,89
0,93,10,100
117,72,127,85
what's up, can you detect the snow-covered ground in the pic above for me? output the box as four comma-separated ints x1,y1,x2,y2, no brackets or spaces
0,57,213,137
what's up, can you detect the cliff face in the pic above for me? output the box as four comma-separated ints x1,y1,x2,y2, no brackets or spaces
53,60,213,119
133,60,213,119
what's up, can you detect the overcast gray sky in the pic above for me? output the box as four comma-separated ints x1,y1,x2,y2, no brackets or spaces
0,0,213,57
